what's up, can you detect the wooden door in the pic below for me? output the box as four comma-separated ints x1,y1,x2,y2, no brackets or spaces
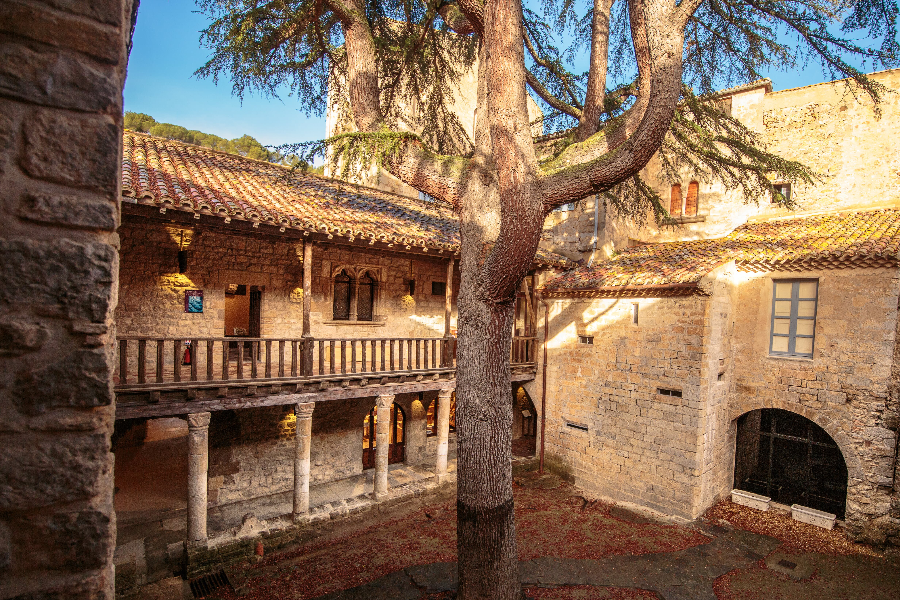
362,403,405,469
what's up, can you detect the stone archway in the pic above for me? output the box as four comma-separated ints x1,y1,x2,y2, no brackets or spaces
512,386,538,457
362,402,406,469
734,408,849,517
729,400,865,487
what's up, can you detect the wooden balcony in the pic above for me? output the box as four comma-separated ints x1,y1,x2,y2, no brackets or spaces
115,335,538,419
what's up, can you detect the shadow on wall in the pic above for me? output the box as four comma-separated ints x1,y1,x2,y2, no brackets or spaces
113,418,189,518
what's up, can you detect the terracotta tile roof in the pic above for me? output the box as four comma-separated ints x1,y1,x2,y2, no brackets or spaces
543,209,900,297
121,131,569,267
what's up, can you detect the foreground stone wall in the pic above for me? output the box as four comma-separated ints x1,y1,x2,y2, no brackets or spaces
540,294,714,518
730,266,900,543
0,1,131,597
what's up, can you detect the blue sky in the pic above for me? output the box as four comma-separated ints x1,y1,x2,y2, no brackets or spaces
124,0,325,146
124,1,877,147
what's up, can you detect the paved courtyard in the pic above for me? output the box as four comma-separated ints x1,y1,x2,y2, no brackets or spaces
133,462,899,600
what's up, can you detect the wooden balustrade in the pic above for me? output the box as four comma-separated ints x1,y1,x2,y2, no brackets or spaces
114,335,534,392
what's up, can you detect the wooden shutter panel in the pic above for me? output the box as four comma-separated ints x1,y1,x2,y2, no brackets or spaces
669,184,682,216
685,181,699,216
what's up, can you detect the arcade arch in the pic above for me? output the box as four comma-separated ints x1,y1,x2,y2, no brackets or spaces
734,408,848,517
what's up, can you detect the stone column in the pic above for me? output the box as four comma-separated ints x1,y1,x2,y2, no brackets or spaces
374,394,395,499
187,412,211,543
350,276,359,321
435,388,453,481
293,402,315,517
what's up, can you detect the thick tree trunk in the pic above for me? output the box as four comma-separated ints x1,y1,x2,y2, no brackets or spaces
455,229,523,600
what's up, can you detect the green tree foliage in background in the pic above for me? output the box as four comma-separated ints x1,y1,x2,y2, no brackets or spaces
124,111,302,165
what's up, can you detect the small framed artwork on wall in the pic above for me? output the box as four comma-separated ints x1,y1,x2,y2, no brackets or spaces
185,290,204,313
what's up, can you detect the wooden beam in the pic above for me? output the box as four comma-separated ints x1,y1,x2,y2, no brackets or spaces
116,378,458,420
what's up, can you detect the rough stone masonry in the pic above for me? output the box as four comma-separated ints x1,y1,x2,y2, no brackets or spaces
0,1,133,598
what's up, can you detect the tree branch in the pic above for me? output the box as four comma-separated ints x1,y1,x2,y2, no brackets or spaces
525,69,582,119
576,0,615,142
539,0,687,208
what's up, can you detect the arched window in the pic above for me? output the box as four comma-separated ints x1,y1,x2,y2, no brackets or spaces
685,181,699,216
735,409,847,517
332,270,352,320
358,271,377,321
669,184,682,216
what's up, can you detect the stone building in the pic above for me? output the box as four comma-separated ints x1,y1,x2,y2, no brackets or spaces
109,131,559,589
535,69,900,546
1,4,898,595
542,68,900,262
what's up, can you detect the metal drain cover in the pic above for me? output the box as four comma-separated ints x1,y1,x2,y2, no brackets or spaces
777,559,798,570
189,569,231,598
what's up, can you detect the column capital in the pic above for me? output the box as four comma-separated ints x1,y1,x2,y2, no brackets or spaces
438,388,454,399
187,412,211,429
295,402,315,419
376,394,395,408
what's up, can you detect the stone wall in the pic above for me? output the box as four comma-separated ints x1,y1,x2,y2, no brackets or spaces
580,70,900,255
207,393,436,508
0,1,131,598
116,219,459,343
539,293,715,518
540,197,602,263
542,263,900,535
730,266,900,543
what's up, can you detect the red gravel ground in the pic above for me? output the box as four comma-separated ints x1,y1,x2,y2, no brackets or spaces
217,468,709,600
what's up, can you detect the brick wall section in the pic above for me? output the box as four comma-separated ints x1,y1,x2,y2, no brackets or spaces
0,1,131,598
730,267,900,543
540,294,712,519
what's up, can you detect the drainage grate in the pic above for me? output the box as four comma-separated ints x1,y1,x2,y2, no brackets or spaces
189,569,231,598
777,559,798,570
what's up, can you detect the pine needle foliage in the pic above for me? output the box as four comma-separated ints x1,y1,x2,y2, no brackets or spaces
196,0,476,155
194,0,897,221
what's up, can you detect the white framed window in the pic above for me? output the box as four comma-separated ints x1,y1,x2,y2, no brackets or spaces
770,279,818,358
554,202,576,212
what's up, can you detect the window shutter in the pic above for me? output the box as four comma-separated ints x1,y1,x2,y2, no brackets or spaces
685,181,699,216
670,184,682,216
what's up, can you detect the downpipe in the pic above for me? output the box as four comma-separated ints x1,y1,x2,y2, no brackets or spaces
539,297,549,474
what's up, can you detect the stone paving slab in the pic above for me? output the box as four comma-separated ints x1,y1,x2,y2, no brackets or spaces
309,528,782,600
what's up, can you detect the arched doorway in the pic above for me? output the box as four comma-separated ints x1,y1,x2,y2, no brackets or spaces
734,408,848,517
362,403,405,469
512,386,537,457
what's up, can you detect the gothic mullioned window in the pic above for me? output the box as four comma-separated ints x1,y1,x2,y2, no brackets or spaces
332,270,352,320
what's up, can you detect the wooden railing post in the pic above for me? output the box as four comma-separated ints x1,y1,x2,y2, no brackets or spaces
119,339,128,385
115,335,467,393
137,339,146,384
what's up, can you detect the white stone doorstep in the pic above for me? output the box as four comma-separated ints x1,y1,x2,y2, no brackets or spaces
791,504,836,530
731,489,771,511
